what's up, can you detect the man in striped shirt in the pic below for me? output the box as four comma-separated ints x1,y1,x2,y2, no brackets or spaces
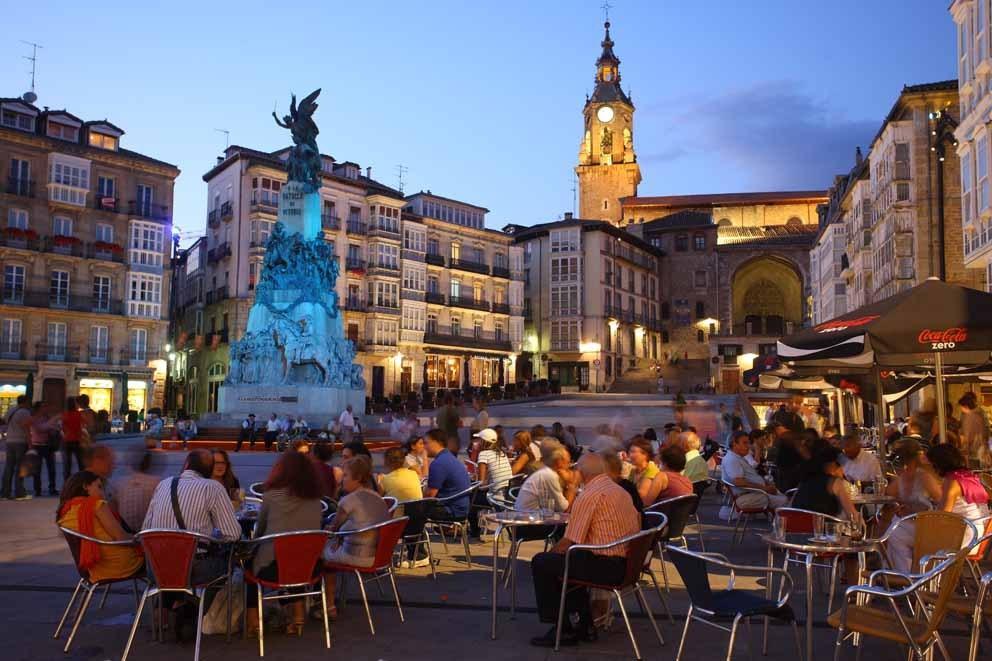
529,453,640,647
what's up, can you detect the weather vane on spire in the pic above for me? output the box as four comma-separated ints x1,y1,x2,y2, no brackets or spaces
601,1,612,23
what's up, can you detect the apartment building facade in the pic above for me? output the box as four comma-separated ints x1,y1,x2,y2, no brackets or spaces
508,215,663,392
0,96,178,416
170,148,523,414
952,0,992,287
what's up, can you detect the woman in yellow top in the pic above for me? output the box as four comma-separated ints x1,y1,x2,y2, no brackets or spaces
627,436,662,504
57,470,143,582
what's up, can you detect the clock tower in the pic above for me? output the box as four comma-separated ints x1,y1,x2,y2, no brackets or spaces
576,21,640,225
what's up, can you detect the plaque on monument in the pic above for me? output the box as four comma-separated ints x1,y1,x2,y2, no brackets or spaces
217,89,365,423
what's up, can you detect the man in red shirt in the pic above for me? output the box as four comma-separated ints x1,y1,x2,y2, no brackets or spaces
529,453,640,647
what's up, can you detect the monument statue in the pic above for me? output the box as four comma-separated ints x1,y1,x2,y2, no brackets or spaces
219,89,365,421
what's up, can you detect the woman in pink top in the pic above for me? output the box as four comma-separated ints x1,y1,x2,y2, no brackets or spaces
648,444,693,505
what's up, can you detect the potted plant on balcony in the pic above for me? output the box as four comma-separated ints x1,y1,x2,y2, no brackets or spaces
4,227,38,242
93,240,124,256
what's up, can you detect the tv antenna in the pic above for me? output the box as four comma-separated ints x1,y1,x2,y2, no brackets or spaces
214,128,230,149
20,40,43,104
571,173,578,216
395,164,409,194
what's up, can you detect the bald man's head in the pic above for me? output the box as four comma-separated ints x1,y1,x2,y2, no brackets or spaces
184,449,214,478
577,453,607,482
678,431,700,451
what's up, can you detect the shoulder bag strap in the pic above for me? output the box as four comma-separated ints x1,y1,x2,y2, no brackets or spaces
170,477,187,530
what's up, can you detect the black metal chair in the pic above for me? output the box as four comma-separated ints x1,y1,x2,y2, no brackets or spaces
668,546,802,661
395,496,438,579
644,494,699,596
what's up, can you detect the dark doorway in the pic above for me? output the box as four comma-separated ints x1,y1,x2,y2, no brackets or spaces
42,378,65,407
371,366,385,401
400,366,412,395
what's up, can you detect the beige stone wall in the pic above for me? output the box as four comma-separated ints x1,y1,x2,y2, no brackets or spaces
577,162,640,223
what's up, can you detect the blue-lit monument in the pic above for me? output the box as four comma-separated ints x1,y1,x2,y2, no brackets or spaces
218,89,365,420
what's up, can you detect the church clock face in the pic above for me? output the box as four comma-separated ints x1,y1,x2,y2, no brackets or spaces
596,105,614,123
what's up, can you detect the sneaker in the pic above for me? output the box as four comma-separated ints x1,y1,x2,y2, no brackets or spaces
411,557,431,568
14,494,32,501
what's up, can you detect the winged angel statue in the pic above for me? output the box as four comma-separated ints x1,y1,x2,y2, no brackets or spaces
273,89,322,191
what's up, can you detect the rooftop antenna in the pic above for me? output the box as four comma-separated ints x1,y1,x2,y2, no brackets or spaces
571,173,577,216
395,164,409,194
214,128,230,149
20,40,43,104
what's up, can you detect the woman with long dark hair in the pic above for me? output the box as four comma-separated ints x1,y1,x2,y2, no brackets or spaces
246,451,323,637
209,448,242,507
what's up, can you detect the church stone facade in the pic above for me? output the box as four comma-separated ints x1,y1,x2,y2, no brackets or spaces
571,22,825,392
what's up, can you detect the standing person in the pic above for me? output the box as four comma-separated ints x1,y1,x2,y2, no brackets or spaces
236,413,257,452
264,413,279,451
435,395,461,456
61,397,85,483
76,394,97,442
470,397,489,437
657,374,665,394
2,395,33,500
338,404,356,443
958,392,990,467
29,402,60,497
772,395,806,434
528,454,640,647
718,403,733,448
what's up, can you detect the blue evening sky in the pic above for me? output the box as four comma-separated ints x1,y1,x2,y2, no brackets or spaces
1,1,956,239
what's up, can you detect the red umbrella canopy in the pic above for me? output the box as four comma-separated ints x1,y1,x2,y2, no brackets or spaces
777,278,992,368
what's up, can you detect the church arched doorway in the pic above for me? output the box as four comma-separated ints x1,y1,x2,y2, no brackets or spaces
731,257,803,336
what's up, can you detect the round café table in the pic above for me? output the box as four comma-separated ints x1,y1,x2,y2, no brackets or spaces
761,533,881,661
481,510,568,640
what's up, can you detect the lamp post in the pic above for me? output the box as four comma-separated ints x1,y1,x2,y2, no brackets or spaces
929,109,959,281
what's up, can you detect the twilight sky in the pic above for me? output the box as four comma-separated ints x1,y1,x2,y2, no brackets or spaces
1,1,956,238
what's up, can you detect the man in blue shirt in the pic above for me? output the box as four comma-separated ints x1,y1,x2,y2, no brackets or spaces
425,428,471,519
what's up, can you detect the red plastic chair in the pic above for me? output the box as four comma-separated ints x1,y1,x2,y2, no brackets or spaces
122,529,229,661
242,530,331,657
721,479,773,544
54,527,145,654
323,516,409,636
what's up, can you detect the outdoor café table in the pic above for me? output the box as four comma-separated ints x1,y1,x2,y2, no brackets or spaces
761,532,881,661
482,509,568,640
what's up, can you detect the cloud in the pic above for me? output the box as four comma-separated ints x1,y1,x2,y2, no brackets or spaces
652,81,877,189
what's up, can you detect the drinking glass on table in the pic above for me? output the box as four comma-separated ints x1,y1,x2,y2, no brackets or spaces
773,514,786,540
812,515,825,540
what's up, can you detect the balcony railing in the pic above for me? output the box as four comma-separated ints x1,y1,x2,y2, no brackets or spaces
5,177,35,198
205,328,230,345
449,258,490,275
86,242,125,263
346,258,366,271
343,297,367,312
208,243,232,264
491,265,511,279
491,302,511,315
205,286,229,305
425,291,446,305
0,342,26,360
0,232,41,251
250,196,279,214
43,236,85,257
129,201,169,221
322,214,340,230
94,196,118,212
346,220,367,235
118,348,148,365
207,209,220,229
425,253,446,267
423,326,511,351
87,345,111,364
35,343,80,362
3,288,123,314
220,200,233,220
449,295,490,312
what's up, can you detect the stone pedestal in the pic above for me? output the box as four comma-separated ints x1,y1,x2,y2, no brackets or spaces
218,384,365,427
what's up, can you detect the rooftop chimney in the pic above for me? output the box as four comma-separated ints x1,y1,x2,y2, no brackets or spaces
366,166,372,179
855,146,863,166
564,212,573,220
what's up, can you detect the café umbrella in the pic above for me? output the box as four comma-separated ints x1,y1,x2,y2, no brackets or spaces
776,278,992,442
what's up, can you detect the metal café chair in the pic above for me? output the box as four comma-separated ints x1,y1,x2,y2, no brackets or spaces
828,548,969,661
668,546,802,661
553,525,666,659
721,479,773,544
324,517,409,636
773,507,847,613
644,495,699,594
425,481,481,567
122,529,232,661
241,529,332,657
875,511,971,580
248,481,265,498
395,496,439,579
639,511,674,622
383,496,398,513
54,527,145,654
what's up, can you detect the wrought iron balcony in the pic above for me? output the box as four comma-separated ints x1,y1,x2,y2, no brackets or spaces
423,326,511,351
129,200,169,221
35,343,80,362
491,265,511,279
220,200,233,220
346,258,366,271
425,253,446,267
322,214,340,230
491,302,511,315
448,295,490,312
425,291,446,305
449,257,489,275
3,287,122,314
346,220,367,235
343,296,367,312
207,243,232,264
0,342,26,360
